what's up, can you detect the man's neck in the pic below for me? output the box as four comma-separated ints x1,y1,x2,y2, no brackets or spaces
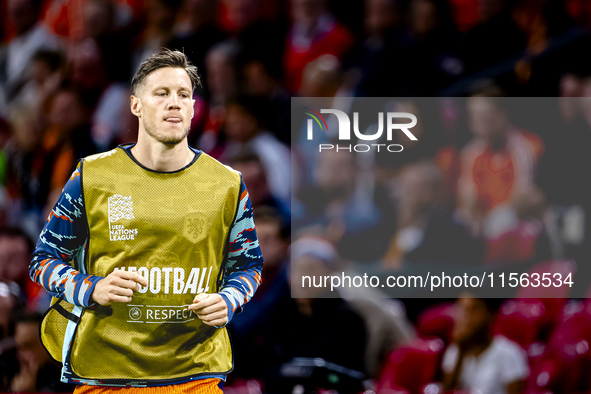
131,137,195,172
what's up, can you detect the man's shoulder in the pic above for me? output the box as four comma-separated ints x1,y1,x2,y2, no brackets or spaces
198,152,241,179
81,147,122,165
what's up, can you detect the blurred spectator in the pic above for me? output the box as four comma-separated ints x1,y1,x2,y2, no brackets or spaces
287,235,416,380
239,51,290,144
537,89,591,294
218,0,263,33
284,0,355,92
260,235,366,392
441,294,529,394
0,0,60,116
0,227,49,312
168,0,225,73
41,86,96,216
460,0,526,91
364,0,402,46
344,295,416,379
448,0,478,32
205,40,240,102
383,160,484,269
293,55,349,191
457,96,544,240
229,206,290,380
345,0,403,96
218,96,291,205
10,312,74,392
68,40,132,150
483,186,552,264
396,0,463,95
512,0,575,92
131,0,182,73
513,0,574,53
298,53,345,98
0,120,9,225
228,152,291,227
12,50,64,112
197,40,241,151
251,206,290,296
43,0,136,40
296,146,392,261
80,0,135,83
3,104,46,229
0,228,32,293
373,100,450,177
0,281,24,392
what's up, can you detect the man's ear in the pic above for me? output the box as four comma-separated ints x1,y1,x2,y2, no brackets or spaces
130,95,142,118
191,98,195,119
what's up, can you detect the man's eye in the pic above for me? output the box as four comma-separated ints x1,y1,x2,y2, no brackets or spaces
158,93,167,96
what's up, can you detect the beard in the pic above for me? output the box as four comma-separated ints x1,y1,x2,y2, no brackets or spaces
143,117,190,145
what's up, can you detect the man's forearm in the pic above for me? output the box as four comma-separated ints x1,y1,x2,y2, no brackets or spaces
30,253,101,307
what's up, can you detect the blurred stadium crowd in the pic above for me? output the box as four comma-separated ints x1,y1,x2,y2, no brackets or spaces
1,0,591,392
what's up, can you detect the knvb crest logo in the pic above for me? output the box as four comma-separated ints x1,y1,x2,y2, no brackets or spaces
108,194,139,241
304,107,418,152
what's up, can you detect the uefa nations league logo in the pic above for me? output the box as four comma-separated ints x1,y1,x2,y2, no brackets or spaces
107,194,139,241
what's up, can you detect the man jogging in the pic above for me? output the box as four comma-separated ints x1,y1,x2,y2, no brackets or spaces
29,50,263,393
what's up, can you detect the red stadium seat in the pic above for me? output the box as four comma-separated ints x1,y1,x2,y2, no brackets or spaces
378,385,411,394
417,303,456,344
484,221,541,264
377,338,445,394
527,323,591,393
493,299,547,349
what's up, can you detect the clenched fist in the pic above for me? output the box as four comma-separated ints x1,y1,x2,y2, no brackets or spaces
91,270,148,306
188,293,228,327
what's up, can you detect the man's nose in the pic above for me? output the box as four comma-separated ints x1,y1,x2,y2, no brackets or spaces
168,94,181,110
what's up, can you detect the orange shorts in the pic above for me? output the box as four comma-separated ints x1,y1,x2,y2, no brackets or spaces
73,378,223,394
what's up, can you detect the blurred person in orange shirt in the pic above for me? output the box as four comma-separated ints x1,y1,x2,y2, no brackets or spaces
457,95,544,240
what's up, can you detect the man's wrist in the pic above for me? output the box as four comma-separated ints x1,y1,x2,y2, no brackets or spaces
83,276,104,307
214,292,234,328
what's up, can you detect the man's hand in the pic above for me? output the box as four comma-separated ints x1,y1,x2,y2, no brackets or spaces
188,293,228,327
91,270,148,306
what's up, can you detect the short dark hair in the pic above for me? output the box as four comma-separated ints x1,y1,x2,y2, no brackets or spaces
15,311,44,326
253,206,290,239
131,50,201,95
227,150,263,167
0,227,35,254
